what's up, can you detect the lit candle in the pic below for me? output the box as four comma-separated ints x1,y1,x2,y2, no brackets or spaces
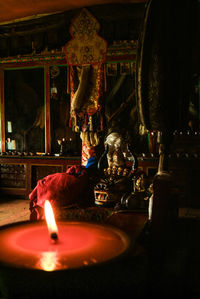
44,200,58,241
0,201,130,272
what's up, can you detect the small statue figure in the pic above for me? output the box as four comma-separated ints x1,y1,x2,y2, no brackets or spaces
104,132,131,168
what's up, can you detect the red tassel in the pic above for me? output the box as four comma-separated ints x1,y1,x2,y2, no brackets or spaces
100,114,103,131
104,64,107,92
67,66,70,94
69,116,72,128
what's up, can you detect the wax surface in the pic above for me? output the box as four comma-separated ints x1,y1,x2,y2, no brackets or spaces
0,221,130,271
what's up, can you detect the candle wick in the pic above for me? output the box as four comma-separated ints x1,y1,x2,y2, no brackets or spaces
50,232,58,241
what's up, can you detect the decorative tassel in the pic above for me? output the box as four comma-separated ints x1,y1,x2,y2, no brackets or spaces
88,115,93,131
67,66,70,94
74,115,77,132
100,114,103,131
84,114,87,126
104,63,107,92
69,115,72,128
71,116,75,131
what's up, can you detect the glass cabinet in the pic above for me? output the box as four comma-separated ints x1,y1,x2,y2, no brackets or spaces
4,67,45,153
0,57,82,156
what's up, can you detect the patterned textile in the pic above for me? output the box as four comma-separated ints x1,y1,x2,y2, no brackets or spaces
64,8,107,167
64,8,107,127
64,8,107,66
69,64,104,118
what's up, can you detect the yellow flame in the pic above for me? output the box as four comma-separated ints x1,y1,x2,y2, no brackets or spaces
44,200,58,237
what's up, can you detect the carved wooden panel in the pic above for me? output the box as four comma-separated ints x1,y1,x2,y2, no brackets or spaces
0,163,26,188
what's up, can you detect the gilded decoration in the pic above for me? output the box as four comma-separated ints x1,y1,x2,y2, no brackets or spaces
64,8,107,124
63,8,108,165
64,8,107,66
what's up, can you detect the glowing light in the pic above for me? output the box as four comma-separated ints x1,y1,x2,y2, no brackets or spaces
44,200,58,240
40,251,59,272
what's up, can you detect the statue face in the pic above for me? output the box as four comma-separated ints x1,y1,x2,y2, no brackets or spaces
105,132,134,168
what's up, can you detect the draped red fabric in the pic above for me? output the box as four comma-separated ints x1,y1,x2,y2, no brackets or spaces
29,165,94,220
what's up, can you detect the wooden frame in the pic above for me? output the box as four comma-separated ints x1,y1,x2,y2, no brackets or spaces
0,54,67,155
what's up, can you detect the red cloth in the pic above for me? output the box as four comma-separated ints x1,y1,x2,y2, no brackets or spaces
29,165,93,220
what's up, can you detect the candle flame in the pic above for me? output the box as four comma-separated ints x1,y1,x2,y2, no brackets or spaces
44,200,58,240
